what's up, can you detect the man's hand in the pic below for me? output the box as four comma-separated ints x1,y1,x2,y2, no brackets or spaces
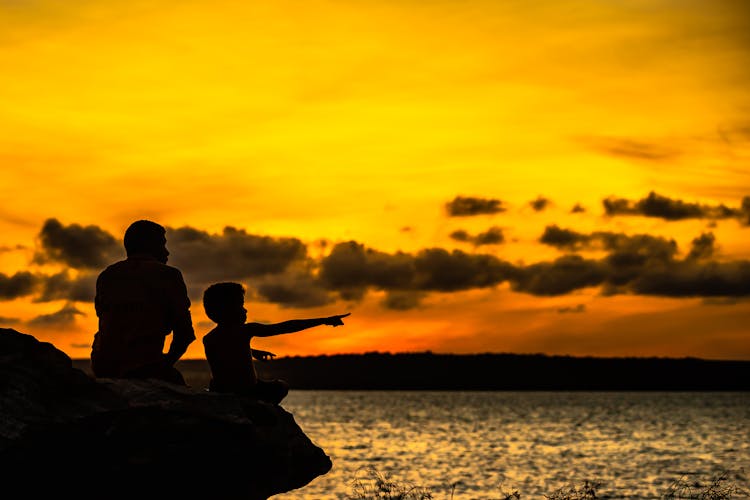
252,349,276,362
324,312,351,327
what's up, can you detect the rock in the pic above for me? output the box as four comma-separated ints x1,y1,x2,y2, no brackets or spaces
0,328,332,499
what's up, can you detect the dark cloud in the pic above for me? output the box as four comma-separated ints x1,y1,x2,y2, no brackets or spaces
598,232,678,264
557,304,586,314
687,232,716,261
631,260,750,297
529,196,550,212
0,244,26,253
33,218,122,269
0,316,21,325
166,225,310,295
318,241,514,302
413,248,514,292
449,230,471,242
445,196,506,216
255,271,335,309
541,225,680,263
570,203,586,213
511,255,607,296
0,271,38,300
17,217,750,313
318,241,416,295
28,303,85,328
380,291,425,310
603,191,748,223
35,271,97,303
450,226,505,246
582,137,679,161
539,225,591,251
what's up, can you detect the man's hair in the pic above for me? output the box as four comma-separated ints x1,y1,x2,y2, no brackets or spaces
203,282,245,324
123,220,166,255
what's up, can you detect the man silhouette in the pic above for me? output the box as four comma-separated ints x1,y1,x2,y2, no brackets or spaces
91,220,195,385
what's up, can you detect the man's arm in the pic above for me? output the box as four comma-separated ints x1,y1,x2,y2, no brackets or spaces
164,269,196,366
247,313,350,338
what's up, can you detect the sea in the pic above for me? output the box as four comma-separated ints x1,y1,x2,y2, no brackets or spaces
269,391,750,500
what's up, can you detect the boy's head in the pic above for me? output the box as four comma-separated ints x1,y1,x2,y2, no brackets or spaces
203,282,247,325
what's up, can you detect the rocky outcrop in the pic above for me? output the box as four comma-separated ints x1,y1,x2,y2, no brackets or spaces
0,328,332,499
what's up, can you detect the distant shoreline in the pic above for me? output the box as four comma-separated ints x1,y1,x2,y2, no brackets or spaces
72,352,750,391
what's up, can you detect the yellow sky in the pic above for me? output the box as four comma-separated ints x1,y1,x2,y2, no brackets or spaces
1,0,749,360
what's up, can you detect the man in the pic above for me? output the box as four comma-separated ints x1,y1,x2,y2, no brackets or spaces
91,220,195,385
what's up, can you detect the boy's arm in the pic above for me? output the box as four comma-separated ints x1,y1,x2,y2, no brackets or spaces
246,313,350,338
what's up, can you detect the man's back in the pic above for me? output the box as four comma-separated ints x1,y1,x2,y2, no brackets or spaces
92,255,194,377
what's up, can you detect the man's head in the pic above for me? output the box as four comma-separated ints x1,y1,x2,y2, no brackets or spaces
123,220,169,263
203,282,247,325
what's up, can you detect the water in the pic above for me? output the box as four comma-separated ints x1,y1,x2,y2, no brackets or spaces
272,391,750,499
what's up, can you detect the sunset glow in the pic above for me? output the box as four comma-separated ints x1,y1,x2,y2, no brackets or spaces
2,0,749,360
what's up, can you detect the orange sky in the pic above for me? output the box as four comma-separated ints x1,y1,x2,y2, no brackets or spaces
1,0,749,360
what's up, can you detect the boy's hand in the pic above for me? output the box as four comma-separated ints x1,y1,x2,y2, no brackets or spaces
252,349,276,362
324,312,351,327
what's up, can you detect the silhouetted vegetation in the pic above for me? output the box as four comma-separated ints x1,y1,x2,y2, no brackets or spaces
346,468,747,499
144,352,750,390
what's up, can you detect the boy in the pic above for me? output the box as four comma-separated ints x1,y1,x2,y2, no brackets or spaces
202,281,349,404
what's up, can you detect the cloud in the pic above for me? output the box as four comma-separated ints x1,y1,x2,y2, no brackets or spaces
533,225,750,297
529,196,551,212
166,225,310,296
540,225,591,251
28,303,85,328
413,248,514,291
0,244,26,253
540,225,680,262
33,218,122,269
445,196,506,216
0,271,38,300
603,191,749,223
557,304,586,314
686,232,716,261
15,218,750,312
318,241,514,300
35,271,97,303
255,270,335,309
510,255,607,296
380,291,426,310
570,203,586,213
449,226,505,246
318,241,416,297
582,137,680,161
631,260,750,297
0,316,21,324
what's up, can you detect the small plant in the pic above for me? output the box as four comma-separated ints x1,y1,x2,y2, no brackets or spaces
349,466,434,500
662,469,748,499
544,480,601,500
496,484,522,500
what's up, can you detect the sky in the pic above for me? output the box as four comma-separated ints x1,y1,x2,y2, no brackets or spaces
1,0,749,361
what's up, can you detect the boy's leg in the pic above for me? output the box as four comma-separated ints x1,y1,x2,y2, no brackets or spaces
255,379,289,405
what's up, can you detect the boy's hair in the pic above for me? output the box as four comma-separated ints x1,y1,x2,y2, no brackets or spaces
203,282,245,324
123,220,166,256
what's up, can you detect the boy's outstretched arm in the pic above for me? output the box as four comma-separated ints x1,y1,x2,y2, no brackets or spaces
248,313,350,337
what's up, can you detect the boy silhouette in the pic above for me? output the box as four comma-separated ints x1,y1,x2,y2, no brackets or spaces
201,281,349,404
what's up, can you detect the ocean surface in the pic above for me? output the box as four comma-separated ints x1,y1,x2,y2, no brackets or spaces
271,391,750,500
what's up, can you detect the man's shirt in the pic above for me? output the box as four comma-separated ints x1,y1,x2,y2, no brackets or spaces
92,254,195,376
